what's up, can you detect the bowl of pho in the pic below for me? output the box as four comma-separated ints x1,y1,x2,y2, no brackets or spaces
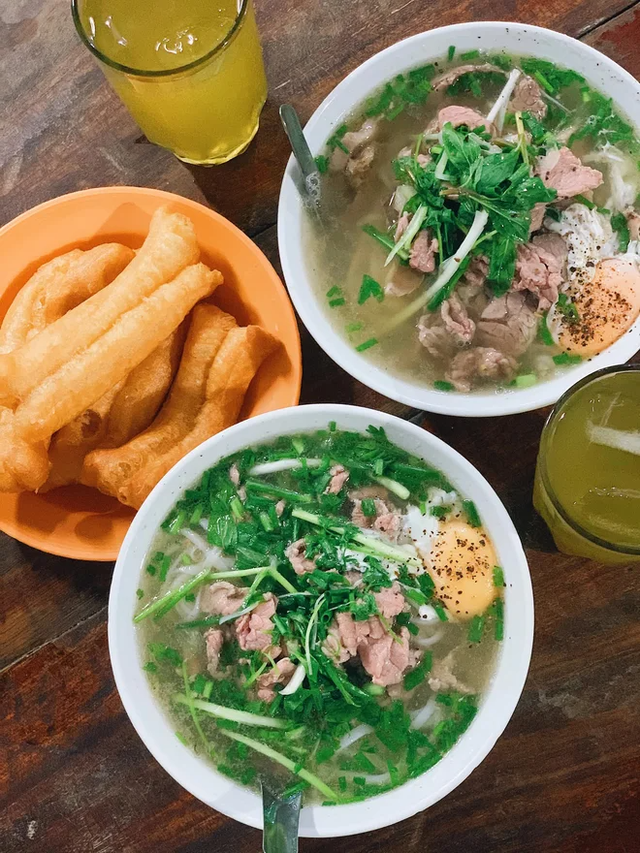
278,23,640,416
109,404,533,836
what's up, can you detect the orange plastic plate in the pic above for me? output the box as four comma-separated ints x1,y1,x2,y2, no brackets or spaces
0,187,301,561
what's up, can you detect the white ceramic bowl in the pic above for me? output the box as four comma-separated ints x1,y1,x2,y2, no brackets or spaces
109,404,534,837
278,23,640,417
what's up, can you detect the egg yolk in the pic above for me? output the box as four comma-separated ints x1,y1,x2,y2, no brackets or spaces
424,521,498,620
560,258,640,356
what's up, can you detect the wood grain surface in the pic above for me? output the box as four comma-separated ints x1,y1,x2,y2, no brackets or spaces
1,1,639,851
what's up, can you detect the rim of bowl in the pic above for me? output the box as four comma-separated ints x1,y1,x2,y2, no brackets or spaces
108,403,534,837
277,22,640,417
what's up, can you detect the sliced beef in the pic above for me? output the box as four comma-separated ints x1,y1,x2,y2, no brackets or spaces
385,262,423,297
351,495,401,538
330,611,417,686
200,581,247,616
441,294,476,345
325,464,349,494
532,232,568,267
462,255,489,288
395,212,410,241
256,658,296,703
374,582,406,619
275,499,286,517
536,147,603,199
236,593,280,656
438,105,493,133
409,231,438,273
509,75,547,119
342,118,379,156
286,538,316,575
345,144,377,189
204,628,224,676
358,626,417,687
432,63,503,91
513,241,563,309
329,118,380,189
428,651,472,694
529,202,547,234
445,346,517,392
417,313,457,359
476,291,538,357
323,622,350,663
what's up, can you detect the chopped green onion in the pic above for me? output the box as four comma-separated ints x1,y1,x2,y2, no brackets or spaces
315,154,329,174
158,554,171,583
433,601,448,622
514,373,537,389
245,480,313,503
230,496,244,521
346,321,364,334
538,313,555,346
493,598,505,641
134,568,211,623
355,338,378,353
447,45,455,61
533,70,555,94
173,694,289,728
361,498,377,517
462,499,482,528
168,510,187,535
357,274,384,305
219,730,339,802
468,615,485,644
434,380,454,392
552,352,582,366
460,49,480,60
374,475,410,500
493,566,505,587
574,194,595,210
142,661,157,673
136,588,144,599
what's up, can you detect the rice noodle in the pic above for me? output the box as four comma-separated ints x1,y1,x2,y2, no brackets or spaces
415,629,444,648
338,723,373,752
180,528,209,553
363,772,392,786
410,697,437,730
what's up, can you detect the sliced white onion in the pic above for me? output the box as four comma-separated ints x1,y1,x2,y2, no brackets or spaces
218,600,260,625
415,630,444,648
486,68,521,132
248,458,322,476
587,423,640,456
410,697,437,730
338,723,374,752
279,663,307,696
174,589,201,620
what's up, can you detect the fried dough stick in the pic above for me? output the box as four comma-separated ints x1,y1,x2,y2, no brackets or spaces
90,324,279,508
83,304,238,497
0,207,198,406
41,325,186,491
0,264,220,492
0,244,135,354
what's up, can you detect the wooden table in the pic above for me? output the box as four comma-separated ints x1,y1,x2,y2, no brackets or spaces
1,2,639,851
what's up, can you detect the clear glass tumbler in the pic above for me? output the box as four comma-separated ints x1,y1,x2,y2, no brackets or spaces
72,0,268,165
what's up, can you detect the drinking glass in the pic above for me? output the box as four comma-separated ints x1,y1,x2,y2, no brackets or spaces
534,364,640,564
72,0,268,165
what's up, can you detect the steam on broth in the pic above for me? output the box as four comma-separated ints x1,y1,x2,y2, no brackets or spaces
135,425,504,804
305,50,640,393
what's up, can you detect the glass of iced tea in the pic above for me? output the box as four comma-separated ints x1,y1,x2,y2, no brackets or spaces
534,365,640,564
72,0,268,165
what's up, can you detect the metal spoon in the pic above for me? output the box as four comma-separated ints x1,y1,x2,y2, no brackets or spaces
279,104,321,208
261,779,302,853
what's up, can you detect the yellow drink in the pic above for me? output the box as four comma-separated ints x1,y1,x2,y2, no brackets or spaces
534,366,640,563
73,0,267,164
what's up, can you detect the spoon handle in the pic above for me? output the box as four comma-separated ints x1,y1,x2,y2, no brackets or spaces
279,104,321,205
262,782,302,853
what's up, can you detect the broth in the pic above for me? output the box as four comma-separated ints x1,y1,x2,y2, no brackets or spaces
134,425,504,804
304,51,640,393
